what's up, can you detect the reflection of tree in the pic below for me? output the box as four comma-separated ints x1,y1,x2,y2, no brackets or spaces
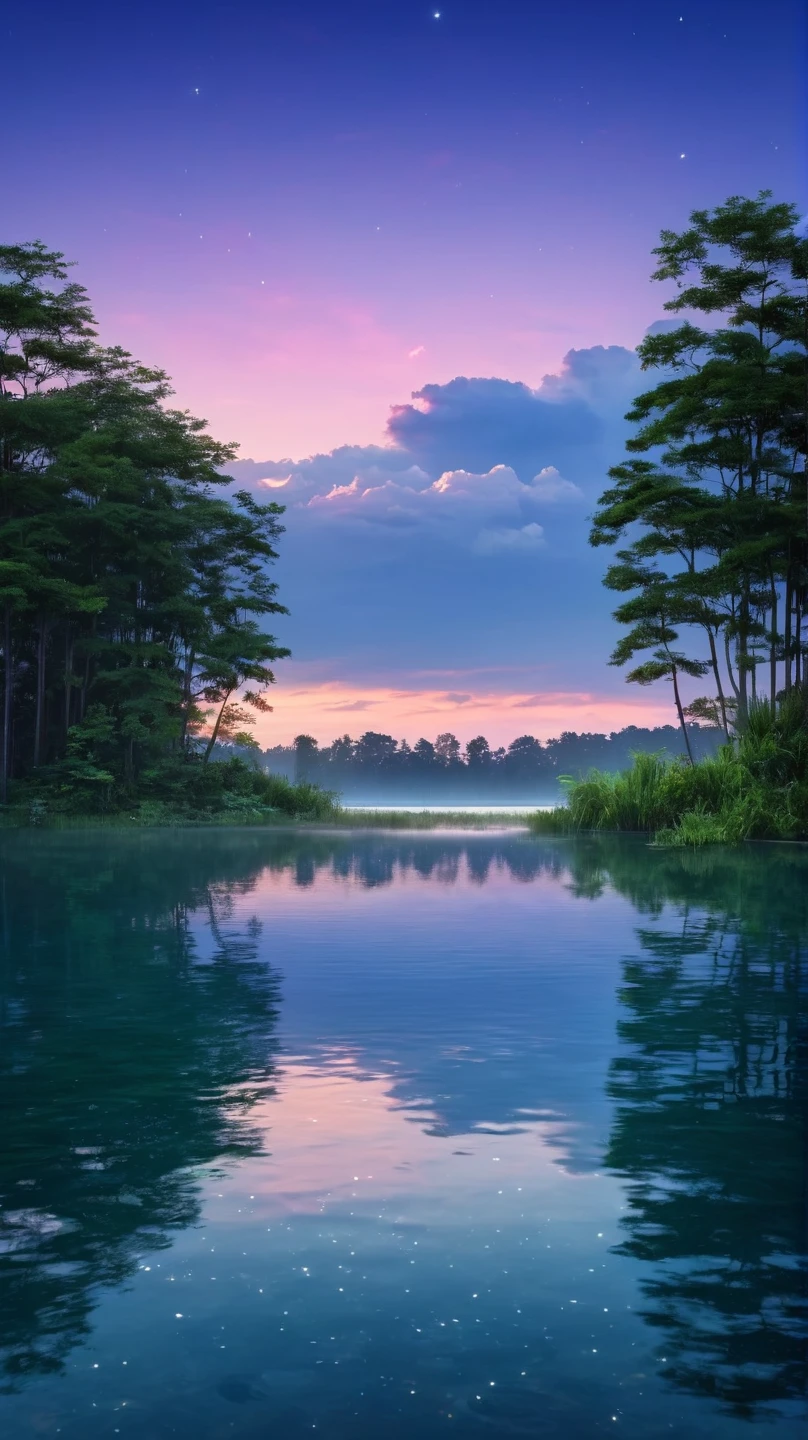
590,839,808,1419
206,830,563,890
0,832,281,1390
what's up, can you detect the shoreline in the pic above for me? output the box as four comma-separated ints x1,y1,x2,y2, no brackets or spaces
0,808,537,833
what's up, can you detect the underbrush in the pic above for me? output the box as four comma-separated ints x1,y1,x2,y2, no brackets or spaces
1,758,340,828
530,691,808,848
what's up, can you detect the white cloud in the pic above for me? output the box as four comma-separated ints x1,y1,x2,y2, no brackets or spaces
528,466,584,503
473,523,546,555
304,463,570,547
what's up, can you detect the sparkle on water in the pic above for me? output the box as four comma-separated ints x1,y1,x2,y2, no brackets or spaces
0,828,805,1439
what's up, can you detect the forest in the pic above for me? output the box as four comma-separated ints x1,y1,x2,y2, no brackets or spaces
0,242,333,821
260,723,721,803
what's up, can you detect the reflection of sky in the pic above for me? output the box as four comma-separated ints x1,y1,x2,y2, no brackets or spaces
191,841,638,1173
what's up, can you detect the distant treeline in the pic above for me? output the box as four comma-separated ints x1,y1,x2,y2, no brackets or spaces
258,725,722,802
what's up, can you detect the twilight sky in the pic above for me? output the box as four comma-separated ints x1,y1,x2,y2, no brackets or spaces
10,1,806,744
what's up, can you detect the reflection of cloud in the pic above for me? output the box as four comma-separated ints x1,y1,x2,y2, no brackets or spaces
242,1050,570,1215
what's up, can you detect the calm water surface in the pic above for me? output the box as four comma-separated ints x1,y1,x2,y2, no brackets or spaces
0,830,805,1439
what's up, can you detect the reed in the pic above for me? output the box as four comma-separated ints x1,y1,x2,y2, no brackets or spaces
530,691,808,847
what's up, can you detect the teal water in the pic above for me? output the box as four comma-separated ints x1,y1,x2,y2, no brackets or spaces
0,829,805,1439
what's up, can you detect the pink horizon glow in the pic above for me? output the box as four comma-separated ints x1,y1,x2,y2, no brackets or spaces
251,680,678,748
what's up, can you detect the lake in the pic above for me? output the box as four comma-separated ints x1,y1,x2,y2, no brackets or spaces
0,828,806,1439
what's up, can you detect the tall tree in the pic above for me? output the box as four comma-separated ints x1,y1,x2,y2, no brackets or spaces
591,193,808,732
0,243,290,804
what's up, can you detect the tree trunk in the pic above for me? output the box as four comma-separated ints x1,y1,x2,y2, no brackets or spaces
64,630,73,744
180,648,195,749
671,666,694,765
784,570,793,693
724,629,740,701
707,628,730,737
203,689,233,763
737,592,749,721
1,606,12,805
769,578,778,715
33,616,48,767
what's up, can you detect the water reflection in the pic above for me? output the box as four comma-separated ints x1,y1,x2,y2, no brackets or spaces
0,829,805,1435
589,841,808,1419
0,833,280,1389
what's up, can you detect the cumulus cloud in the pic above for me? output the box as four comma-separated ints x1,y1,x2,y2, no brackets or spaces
386,375,602,480
225,343,643,504
528,466,585,503
303,463,577,550
216,338,666,699
225,444,431,502
221,341,651,559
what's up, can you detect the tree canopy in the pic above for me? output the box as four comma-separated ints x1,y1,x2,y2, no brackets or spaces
0,242,290,809
591,193,808,752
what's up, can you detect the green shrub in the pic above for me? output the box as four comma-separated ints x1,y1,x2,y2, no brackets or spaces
530,689,808,847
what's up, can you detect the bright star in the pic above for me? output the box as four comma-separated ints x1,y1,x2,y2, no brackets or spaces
680,152,686,159
433,10,441,17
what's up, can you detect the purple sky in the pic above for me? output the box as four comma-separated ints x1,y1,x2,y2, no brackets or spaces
10,1,806,742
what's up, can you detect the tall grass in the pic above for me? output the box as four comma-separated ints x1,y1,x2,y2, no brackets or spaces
531,690,808,847
327,809,531,830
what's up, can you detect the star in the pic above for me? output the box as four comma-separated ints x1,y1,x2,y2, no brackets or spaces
433,11,441,18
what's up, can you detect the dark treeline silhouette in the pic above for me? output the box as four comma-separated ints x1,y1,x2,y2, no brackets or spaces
258,724,722,803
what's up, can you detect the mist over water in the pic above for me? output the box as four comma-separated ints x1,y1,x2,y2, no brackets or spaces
0,829,805,1438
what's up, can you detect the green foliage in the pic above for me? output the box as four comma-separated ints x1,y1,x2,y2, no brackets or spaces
327,809,529,829
532,688,808,846
0,242,290,806
591,192,808,745
12,742,339,826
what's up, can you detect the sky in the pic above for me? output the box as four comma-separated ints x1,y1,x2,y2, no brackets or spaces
9,0,806,745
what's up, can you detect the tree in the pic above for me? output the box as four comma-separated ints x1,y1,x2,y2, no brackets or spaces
605,556,710,763
0,242,291,805
293,735,319,782
465,735,492,767
434,732,461,766
591,193,808,734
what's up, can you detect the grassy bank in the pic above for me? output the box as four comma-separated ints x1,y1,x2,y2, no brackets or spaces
2,764,340,829
325,808,531,829
530,693,808,847
1,804,533,832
